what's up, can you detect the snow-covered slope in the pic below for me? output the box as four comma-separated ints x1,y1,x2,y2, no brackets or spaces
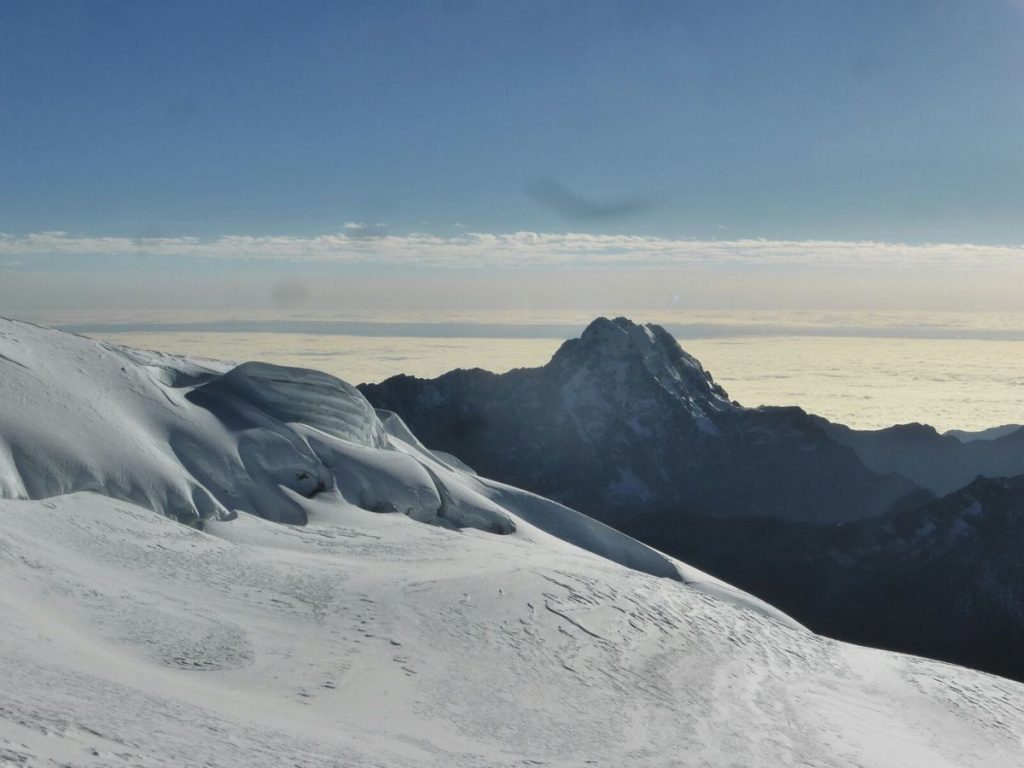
2,317,1024,766
0,318,775,615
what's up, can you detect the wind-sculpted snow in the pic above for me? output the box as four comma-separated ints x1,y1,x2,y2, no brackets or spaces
0,320,234,522
190,360,389,448
0,317,791,622
0,318,501,531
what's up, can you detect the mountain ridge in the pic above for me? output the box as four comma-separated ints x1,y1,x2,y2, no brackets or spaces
360,316,924,524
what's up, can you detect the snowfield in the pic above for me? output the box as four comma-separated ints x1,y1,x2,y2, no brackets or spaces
1,318,1023,767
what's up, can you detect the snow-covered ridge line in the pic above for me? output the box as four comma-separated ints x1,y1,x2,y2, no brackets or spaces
0,316,796,627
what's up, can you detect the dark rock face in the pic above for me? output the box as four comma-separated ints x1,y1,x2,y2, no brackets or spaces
360,317,920,524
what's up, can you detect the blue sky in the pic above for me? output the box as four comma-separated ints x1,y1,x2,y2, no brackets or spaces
2,1,1024,314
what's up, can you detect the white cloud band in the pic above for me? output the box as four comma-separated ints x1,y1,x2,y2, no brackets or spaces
2,230,1023,270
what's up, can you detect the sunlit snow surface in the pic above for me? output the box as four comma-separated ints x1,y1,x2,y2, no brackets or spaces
2,318,1024,767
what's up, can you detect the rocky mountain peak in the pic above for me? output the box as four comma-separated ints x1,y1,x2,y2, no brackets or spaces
551,316,732,408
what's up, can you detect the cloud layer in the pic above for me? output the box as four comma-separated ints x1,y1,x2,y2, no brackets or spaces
2,230,1023,271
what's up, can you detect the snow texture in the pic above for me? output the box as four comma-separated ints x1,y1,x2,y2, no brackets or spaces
2,317,1024,766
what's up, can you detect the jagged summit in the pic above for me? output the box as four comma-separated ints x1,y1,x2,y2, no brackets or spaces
361,317,921,523
550,316,732,409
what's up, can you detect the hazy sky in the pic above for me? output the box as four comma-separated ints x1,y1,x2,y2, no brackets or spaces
2,1,1024,316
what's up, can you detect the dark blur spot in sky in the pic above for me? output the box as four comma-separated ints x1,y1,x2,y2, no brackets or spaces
526,179,659,222
271,280,310,309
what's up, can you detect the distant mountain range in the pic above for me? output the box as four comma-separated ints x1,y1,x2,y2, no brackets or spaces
361,316,1024,681
818,419,1024,496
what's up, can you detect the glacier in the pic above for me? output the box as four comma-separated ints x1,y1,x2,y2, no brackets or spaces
1,317,1023,767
